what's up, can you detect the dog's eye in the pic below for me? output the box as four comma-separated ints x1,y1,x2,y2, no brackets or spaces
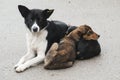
28,18,32,22
29,17,34,22
87,31,93,34
87,31,93,36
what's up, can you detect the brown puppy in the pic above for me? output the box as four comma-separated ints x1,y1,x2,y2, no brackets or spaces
44,25,99,69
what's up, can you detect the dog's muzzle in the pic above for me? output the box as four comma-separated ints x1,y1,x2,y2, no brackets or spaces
31,21,40,32
32,27,38,32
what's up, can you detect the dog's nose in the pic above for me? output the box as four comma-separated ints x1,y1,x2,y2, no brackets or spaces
33,27,38,32
98,35,100,37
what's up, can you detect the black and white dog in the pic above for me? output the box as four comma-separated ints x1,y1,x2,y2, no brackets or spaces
14,5,68,72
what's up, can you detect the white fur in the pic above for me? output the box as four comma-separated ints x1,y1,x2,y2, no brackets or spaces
15,24,48,72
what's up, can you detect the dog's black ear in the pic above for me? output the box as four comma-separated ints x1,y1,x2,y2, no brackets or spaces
18,5,30,18
42,9,54,19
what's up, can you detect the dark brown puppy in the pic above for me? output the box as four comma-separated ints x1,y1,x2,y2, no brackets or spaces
66,26,100,60
44,25,99,69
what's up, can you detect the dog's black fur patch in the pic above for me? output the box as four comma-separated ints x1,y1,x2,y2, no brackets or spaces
45,21,69,54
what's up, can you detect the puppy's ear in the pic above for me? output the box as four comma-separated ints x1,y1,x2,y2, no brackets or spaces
42,9,54,19
18,5,30,18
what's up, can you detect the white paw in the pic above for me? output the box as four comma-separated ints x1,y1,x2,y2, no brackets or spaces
14,64,21,69
15,64,27,73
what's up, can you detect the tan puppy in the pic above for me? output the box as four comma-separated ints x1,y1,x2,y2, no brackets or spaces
44,25,99,69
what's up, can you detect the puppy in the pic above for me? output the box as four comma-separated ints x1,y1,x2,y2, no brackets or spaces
14,5,68,72
66,26,101,60
44,25,99,69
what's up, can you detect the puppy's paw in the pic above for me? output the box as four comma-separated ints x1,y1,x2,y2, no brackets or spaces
15,64,27,73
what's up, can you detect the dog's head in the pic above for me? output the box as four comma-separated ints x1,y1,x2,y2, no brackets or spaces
78,25,100,40
68,25,100,41
18,5,54,32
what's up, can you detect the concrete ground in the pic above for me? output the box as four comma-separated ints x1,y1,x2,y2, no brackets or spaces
0,0,120,80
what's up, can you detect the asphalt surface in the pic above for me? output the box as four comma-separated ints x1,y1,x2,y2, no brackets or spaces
0,0,120,80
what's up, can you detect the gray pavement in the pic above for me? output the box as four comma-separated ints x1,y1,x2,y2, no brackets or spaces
0,0,120,80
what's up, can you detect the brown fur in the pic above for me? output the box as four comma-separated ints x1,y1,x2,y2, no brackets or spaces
44,25,99,69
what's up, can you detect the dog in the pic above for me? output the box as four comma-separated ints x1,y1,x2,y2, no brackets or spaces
44,25,100,69
14,5,68,72
66,26,101,60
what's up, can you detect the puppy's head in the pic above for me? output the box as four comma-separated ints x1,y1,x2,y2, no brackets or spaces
79,25,100,40
69,25,100,41
18,5,54,33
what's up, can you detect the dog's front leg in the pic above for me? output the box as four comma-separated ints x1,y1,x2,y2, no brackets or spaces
15,40,47,73
14,50,35,69
15,50,45,73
